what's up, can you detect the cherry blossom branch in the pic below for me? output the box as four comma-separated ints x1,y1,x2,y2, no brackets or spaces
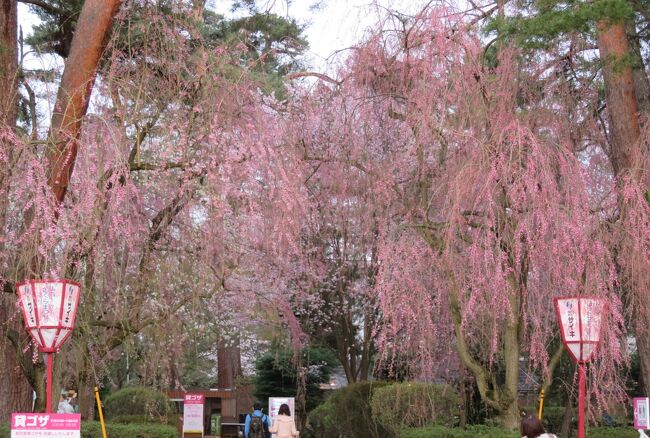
129,161,188,172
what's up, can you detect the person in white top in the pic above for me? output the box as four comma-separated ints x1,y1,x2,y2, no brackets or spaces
269,404,299,438
56,394,75,414
521,414,557,438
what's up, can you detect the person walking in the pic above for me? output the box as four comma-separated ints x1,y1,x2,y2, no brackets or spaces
245,402,270,438
521,414,557,438
269,403,299,438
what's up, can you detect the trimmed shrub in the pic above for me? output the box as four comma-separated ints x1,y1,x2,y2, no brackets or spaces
82,421,178,438
371,382,461,433
104,386,174,423
110,414,176,425
521,405,566,432
400,425,639,438
0,422,177,438
586,427,641,438
400,425,519,438
305,381,393,438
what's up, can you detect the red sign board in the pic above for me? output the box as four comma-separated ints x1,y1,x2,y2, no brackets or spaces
11,413,80,437
183,393,204,435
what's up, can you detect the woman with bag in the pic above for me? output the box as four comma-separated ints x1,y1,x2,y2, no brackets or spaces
269,404,299,438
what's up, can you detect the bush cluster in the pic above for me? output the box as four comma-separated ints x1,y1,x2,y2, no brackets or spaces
401,424,519,438
81,421,178,438
306,381,393,438
401,425,640,437
0,421,177,438
103,386,175,423
371,382,461,433
305,381,462,438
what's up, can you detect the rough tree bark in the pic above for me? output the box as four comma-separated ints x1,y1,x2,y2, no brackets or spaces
47,0,124,204
596,19,650,398
596,21,642,176
217,338,242,389
0,0,37,421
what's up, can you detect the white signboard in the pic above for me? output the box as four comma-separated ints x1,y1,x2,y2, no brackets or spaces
11,413,80,438
635,397,650,430
183,393,204,435
269,397,295,424
555,297,604,363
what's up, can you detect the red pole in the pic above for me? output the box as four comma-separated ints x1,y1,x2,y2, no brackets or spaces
578,363,586,438
46,353,53,413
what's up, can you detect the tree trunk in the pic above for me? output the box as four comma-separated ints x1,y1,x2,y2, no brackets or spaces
626,21,650,115
560,392,574,438
217,337,242,389
0,1,30,422
596,19,650,399
47,0,124,204
448,274,521,430
0,305,33,420
501,312,521,430
77,364,96,421
596,20,642,177
0,0,17,125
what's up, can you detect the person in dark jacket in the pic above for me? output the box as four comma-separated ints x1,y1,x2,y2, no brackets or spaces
245,402,270,438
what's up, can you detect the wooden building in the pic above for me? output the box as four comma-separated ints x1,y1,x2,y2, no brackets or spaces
169,386,254,438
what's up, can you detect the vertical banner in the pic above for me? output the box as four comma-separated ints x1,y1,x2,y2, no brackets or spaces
269,397,296,424
183,393,204,436
11,413,80,437
635,397,650,430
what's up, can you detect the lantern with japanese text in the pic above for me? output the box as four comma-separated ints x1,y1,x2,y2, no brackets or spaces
554,296,606,438
16,280,81,413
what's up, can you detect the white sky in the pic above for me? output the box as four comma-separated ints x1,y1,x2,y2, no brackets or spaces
16,0,431,131
210,0,431,72
18,0,433,73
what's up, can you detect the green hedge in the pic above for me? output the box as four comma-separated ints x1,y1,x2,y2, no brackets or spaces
0,422,177,438
104,386,175,422
400,425,518,438
110,414,176,425
400,425,640,438
371,382,461,433
585,427,643,437
82,421,178,438
520,405,565,432
305,381,394,438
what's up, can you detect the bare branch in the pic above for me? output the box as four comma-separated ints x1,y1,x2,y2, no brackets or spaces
18,0,64,16
288,72,342,86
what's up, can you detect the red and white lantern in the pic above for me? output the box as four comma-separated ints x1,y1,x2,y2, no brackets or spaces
16,279,81,412
554,296,606,438
16,280,81,353
555,296,605,363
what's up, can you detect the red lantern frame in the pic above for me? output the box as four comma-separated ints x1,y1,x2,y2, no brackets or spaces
16,279,81,413
554,296,606,438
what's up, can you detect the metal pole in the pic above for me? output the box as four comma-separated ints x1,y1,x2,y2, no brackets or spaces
45,353,53,413
95,387,108,438
538,389,545,419
578,364,586,438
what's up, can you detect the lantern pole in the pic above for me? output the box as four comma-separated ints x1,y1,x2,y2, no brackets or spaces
16,280,81,414
554,297,605,438
578,363,586,438
45,352,53,413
